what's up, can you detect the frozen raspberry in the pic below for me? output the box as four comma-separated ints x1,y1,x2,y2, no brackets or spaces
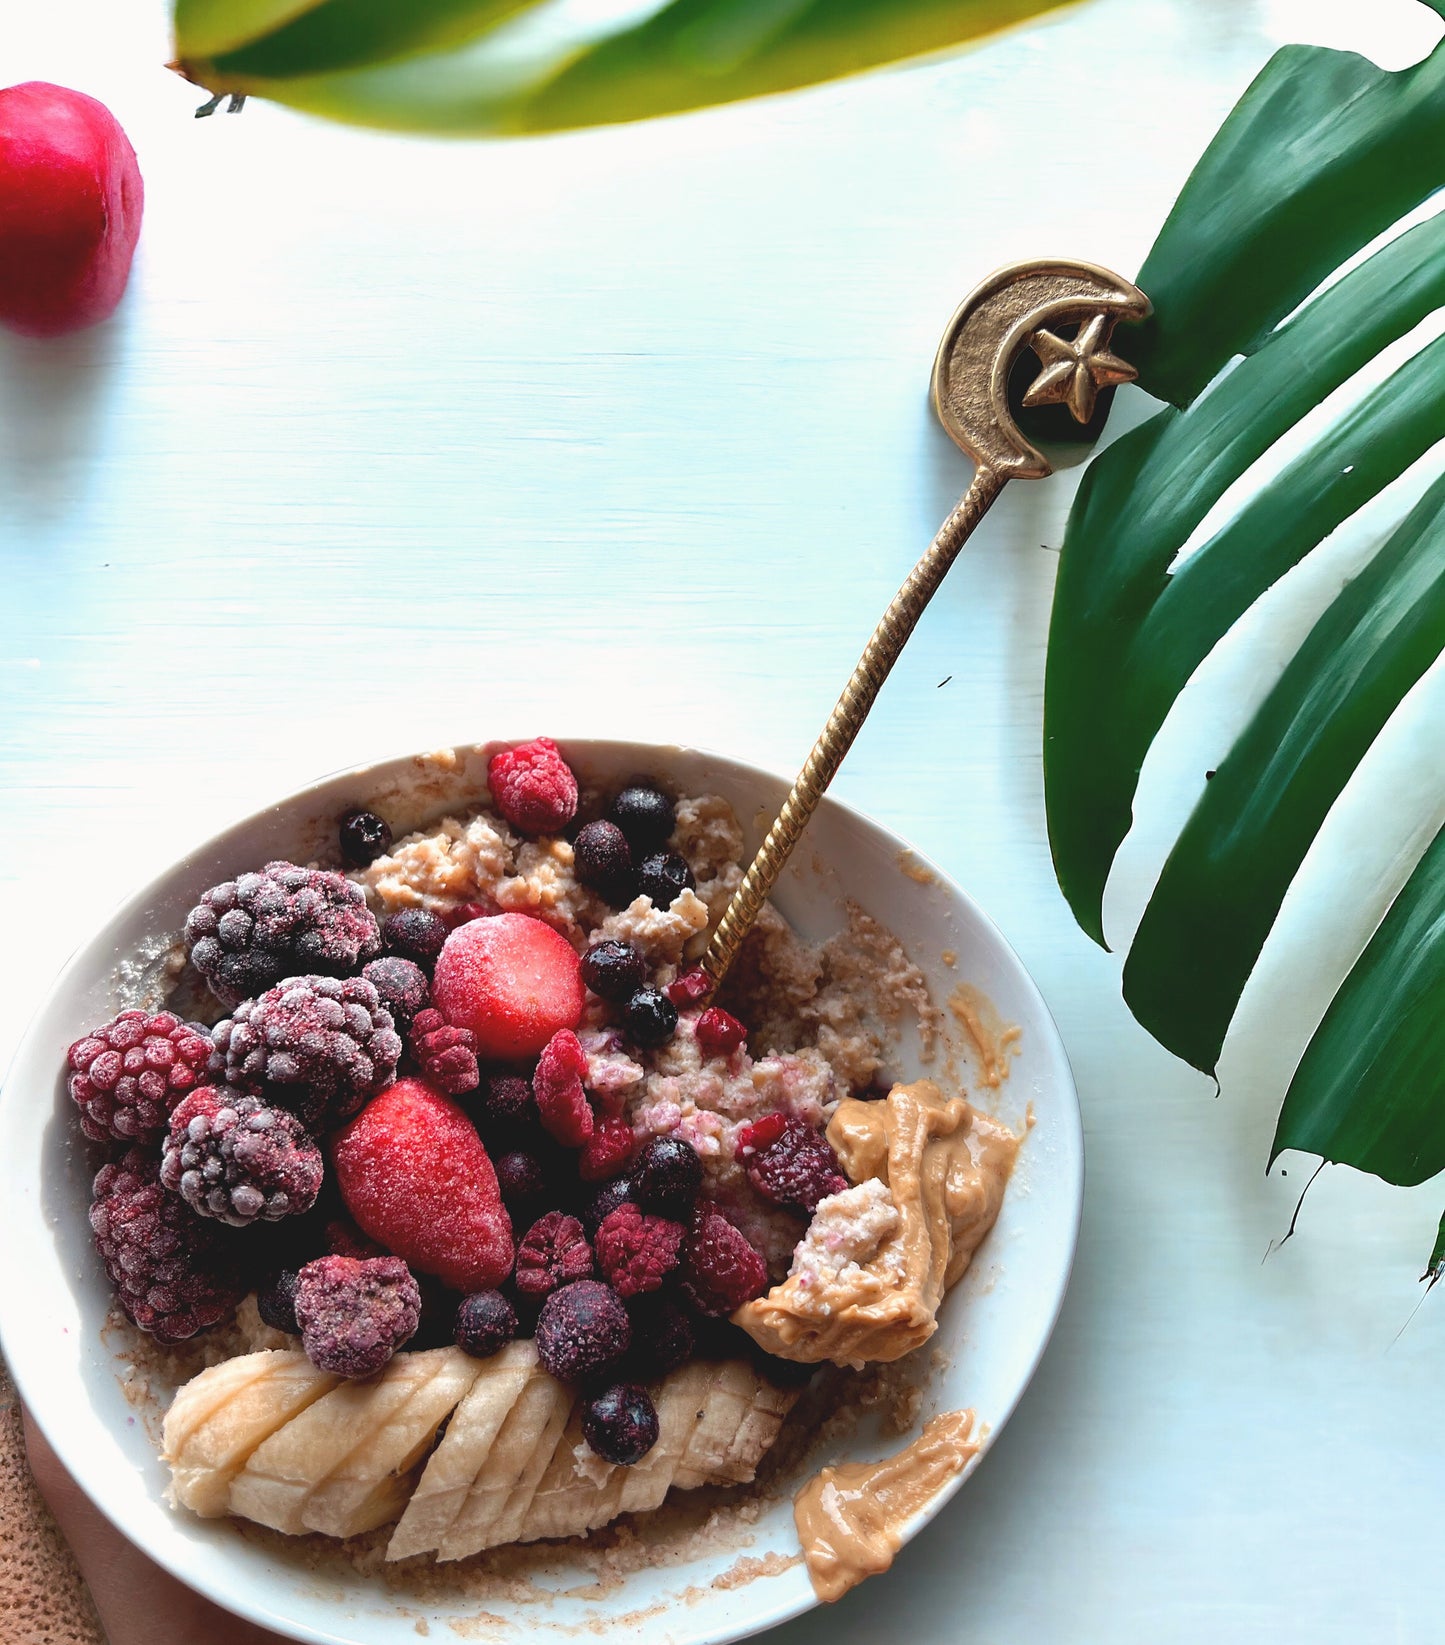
609,785,675,851
623,987,677,1049
632,1136,702,1221
664,966,712,1007
582,1383,658,1465
625,1296,694,1379
573,821,635,906
741,1116,847,1212
339,808,392,868
637,851,694,910
294,1255,420,1377
695,1007,746,1059
66,1010,212,1145
534,1280,630,1382
362,956,430,1032
487,738,578,836
408,1007,479,1096
679,1204,768,1317
578,1117,634,1183
381,908,449,972
433,914,584,1062
474,1073,535,1129
257,1269,301,1334
184,861,381,1009
582,1175,634,1237
89,1148,245,1342
455,1289,518,1358
493,1149,547,1218
580,939,646,1003
333,1077,514,1291
160,1088,322,1227
533,1029,594,1147
514,1211,594,1299
211,975,401,1124
594,1204,684,1299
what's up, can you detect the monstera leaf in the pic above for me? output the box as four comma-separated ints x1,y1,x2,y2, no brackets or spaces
1045,10,1445,1265
170,0,1075,133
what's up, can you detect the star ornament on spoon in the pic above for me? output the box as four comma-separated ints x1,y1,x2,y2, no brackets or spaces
1021,311,1138,423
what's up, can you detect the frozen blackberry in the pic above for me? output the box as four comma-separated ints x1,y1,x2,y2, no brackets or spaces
632,1136,702,1221
89,1148,245,1343
66,1010,213,1145
362,956,430,1032
161,1088,323,1226
580,939,646,1003
625,1295,695,1379
338,808,392,868
257,1269,301,1334
381,908,449,972
572,821,635,906
455,1289,518,1359
534,1280,630,1382
582,1383,658,1466
184,861,381,1009
582,1175,634,1237
637,851,694,910
623,986,677,1049
211,974,400,1123
294,1255,420,1377
609,785,675,852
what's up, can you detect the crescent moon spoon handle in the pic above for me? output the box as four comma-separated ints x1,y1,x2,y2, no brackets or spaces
698,259,1150,996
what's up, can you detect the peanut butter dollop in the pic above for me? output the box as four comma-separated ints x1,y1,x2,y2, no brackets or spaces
793,1411,978,1601
734,1080,1018,1367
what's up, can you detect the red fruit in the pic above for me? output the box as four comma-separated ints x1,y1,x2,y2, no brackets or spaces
695,1007,747,1059
487,738,578,836
533,1028,593,1147
680,1203,768,1316
513,1211,594,1299
594,1203,684,1299
432,913,584,1062
664,967,712,1007
578,1116,634,1182
0,83,143,337
742,1116,848,1213
332,1077,513,1292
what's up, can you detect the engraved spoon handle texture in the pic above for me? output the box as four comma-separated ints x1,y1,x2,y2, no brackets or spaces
699,259,1151,994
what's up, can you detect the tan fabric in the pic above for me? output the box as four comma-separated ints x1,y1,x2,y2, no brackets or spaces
0,1360,105,1645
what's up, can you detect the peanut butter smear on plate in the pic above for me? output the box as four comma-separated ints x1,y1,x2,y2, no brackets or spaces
734,1080,1020,1368
793,1411,979,1601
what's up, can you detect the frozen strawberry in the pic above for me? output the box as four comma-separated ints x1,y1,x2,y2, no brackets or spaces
332,1077,513,1292
432,913,584,1062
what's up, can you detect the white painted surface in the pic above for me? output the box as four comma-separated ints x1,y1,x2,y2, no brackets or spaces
3,0,1444,1640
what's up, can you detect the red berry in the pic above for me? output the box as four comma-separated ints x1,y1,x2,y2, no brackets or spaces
487,738,578,836
433,913,584,1062
408,1007,480,1096
533,1028,594,1147
294,1255,420,1378
0,83,143,338
743,1116,848,1212
664,967,712,1007
595,1203,684,1299
514,1211,594,1299
66,1010,211,1144
695,1007,747,1059
578,1117,634,1182
736,1113,789,1155
332,1077,514,1292
680,1204,768,1316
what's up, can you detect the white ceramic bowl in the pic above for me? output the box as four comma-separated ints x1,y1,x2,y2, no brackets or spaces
0,740,1081,1645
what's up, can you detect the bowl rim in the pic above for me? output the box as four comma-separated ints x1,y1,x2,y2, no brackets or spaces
0,735,1083,1644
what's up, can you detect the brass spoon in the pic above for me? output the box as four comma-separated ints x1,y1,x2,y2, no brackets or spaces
699,259,1150,993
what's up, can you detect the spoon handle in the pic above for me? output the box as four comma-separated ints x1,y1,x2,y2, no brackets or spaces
700,464,1004,990
699,259,1150,996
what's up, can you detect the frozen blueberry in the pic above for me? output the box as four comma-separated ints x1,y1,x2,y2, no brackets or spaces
573,821,635,906
381,908,449,971
455,1289,518,1359
339,809,393,868
632,1136,702,1221
580,939,646,1003
637,851,694,910
609,785,676,852
624,986,678,1049
582,1382,659,1465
